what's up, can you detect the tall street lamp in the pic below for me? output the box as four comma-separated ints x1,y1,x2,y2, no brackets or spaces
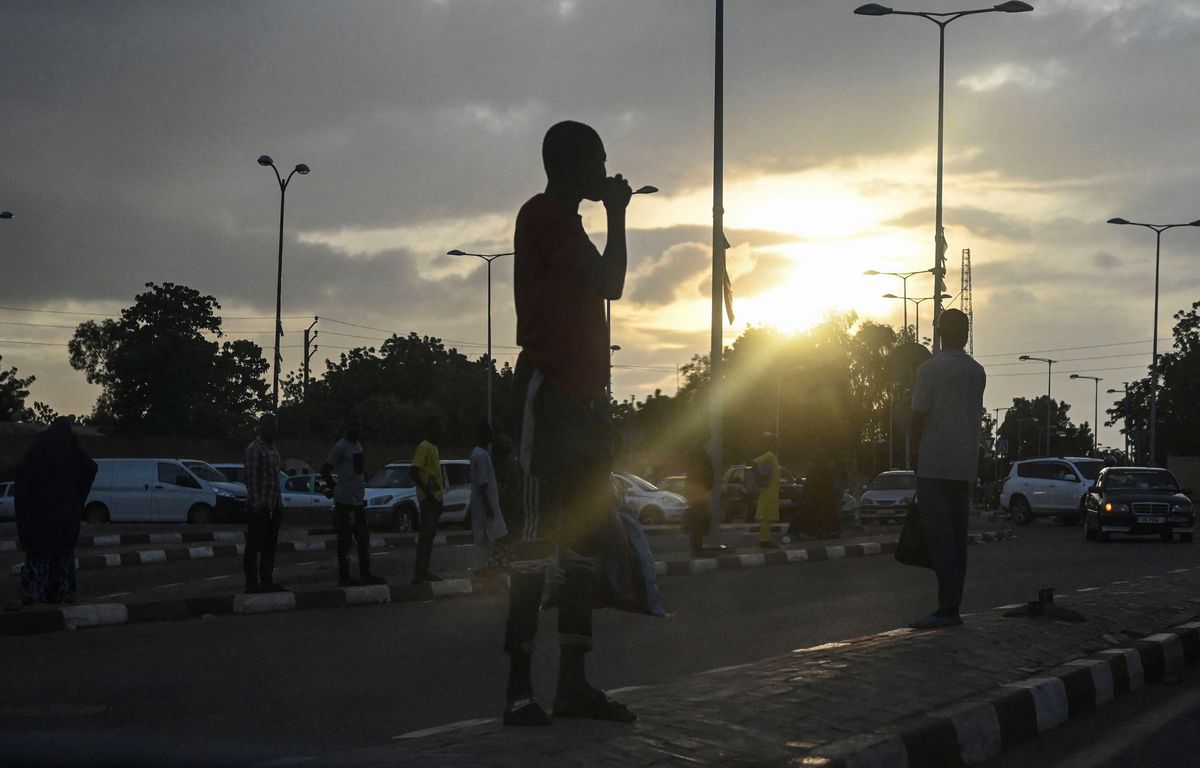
1069,374,1102,455
1019,354,1055,455
882,292,951,343
1075,374,1099,456
1106,217,1200,465
1106,383,1130,460
447,249,513,427
855,1,1033,353
864,268,934,335
258,155,310,422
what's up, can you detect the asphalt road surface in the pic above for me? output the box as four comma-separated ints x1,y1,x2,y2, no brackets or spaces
2,520,1197,763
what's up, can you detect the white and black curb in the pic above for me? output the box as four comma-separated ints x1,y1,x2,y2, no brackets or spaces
1,530,1014,638
803,621,1200,767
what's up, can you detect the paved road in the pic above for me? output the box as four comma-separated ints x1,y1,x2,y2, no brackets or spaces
1,520,1194,762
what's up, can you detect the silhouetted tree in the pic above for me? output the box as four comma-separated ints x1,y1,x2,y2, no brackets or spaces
68,282,269,436
1108,300,1200,460
0,355,34,422
997,396,1092,459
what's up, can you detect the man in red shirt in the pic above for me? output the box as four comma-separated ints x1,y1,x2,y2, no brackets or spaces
502,121,634,726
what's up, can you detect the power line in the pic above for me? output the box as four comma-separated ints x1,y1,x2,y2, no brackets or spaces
973,337,1169,360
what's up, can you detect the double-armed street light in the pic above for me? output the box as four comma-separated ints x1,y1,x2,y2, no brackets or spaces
1069,373,1102,455
1019,354,1056,455
864,268,935,334
882,292,952,343
855,1,1033,353
258,155,311,422
1106,217,1200,465
447,249,514,427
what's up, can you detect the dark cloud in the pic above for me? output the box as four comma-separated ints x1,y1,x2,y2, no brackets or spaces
886,206,1031,241
1092,251,1120,269
725,252,792,298
630,243,709,306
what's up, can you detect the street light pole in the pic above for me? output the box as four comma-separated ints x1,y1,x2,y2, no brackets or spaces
864,268,934,336
1106,217,1200,465
1019,354,1056,455
882,292,951,343
855,1,1033,353
1107,383,1131,460
258,155,310,426
1069,374,1102,455
447,249,514,427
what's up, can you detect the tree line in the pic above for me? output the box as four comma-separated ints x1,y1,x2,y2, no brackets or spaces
3,282,1194,470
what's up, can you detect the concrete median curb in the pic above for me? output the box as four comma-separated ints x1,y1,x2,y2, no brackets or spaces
0,530,1014,638
802,621,1200,767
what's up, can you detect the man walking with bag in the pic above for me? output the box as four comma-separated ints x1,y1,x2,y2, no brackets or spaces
909,309,986,629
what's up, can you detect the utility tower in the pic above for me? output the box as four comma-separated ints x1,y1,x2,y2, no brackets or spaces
960,248,973,355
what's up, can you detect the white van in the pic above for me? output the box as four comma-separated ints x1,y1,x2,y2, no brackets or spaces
84,459,227,524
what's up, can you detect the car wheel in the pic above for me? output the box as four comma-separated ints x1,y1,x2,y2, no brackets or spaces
1182,533,1194,543
391,505,416,533
1010,496,1034,526
1161,529,1174,542
639,506,664,526
187,503,214,525
1083,513,1096,541
83,502,109,525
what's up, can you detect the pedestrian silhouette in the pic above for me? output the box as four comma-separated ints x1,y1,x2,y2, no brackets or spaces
322,417,384,586
243,415,285,593
410,415,445,584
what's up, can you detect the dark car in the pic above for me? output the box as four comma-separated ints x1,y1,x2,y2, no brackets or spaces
719,464,804,522
1082,466,1194,543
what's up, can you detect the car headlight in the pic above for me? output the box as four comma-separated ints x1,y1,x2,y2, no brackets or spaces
367,495,394,508
214,486,235,499
1171,502,1192,514
1104,502,1129,514
900,497,913,505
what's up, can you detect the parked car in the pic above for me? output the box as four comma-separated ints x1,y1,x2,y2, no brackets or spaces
857,470,916,525
1000,456,1106,526
212,463,335,514
658,475,687,496
1082,466,1194,543
613,472,688,525
279,473,336,512
84,458,228,524
181,460,247,522
364,460,471,531
720,464,804,522
0,481,13,521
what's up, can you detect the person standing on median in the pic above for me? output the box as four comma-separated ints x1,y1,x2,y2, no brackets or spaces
909,308,986,629
244,415,286,593
752,435,781,548
409,415,444,584
322,417,385,587
501,120,636,727
468,420,507,573
14,416,97,606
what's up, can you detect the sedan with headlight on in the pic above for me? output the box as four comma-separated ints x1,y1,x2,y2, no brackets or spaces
1083,466,1194,543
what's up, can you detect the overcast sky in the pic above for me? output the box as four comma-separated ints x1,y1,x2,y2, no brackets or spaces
3,0,1199,451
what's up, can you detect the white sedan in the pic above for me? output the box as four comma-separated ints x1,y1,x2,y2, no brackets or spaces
614,472,688,525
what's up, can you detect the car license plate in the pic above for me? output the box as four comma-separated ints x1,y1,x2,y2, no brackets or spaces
1138,516,1166,524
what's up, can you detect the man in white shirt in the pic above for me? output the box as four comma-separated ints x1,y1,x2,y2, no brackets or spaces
910,309,986,629
468,422,507,572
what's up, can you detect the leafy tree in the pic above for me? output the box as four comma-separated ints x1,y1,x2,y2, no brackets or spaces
1108,300,1200,460
0,355,34,422
280,332,511,446
997,396,1092,460
29,401,59,425
68,282,269,436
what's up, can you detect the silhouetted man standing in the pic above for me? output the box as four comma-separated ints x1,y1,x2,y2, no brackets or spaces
909,309,986,629
503,120,635,726
244,415,285,593
410,416,444,584
322,417,384,586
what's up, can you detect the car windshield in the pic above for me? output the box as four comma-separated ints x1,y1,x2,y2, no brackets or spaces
868,473,916,491
1074,460,1104,481
367,466,415,489
621,473,660,492
183,461,228,483
1106,469,1179,492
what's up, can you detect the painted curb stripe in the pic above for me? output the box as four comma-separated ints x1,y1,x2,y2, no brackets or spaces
62,603,128,629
